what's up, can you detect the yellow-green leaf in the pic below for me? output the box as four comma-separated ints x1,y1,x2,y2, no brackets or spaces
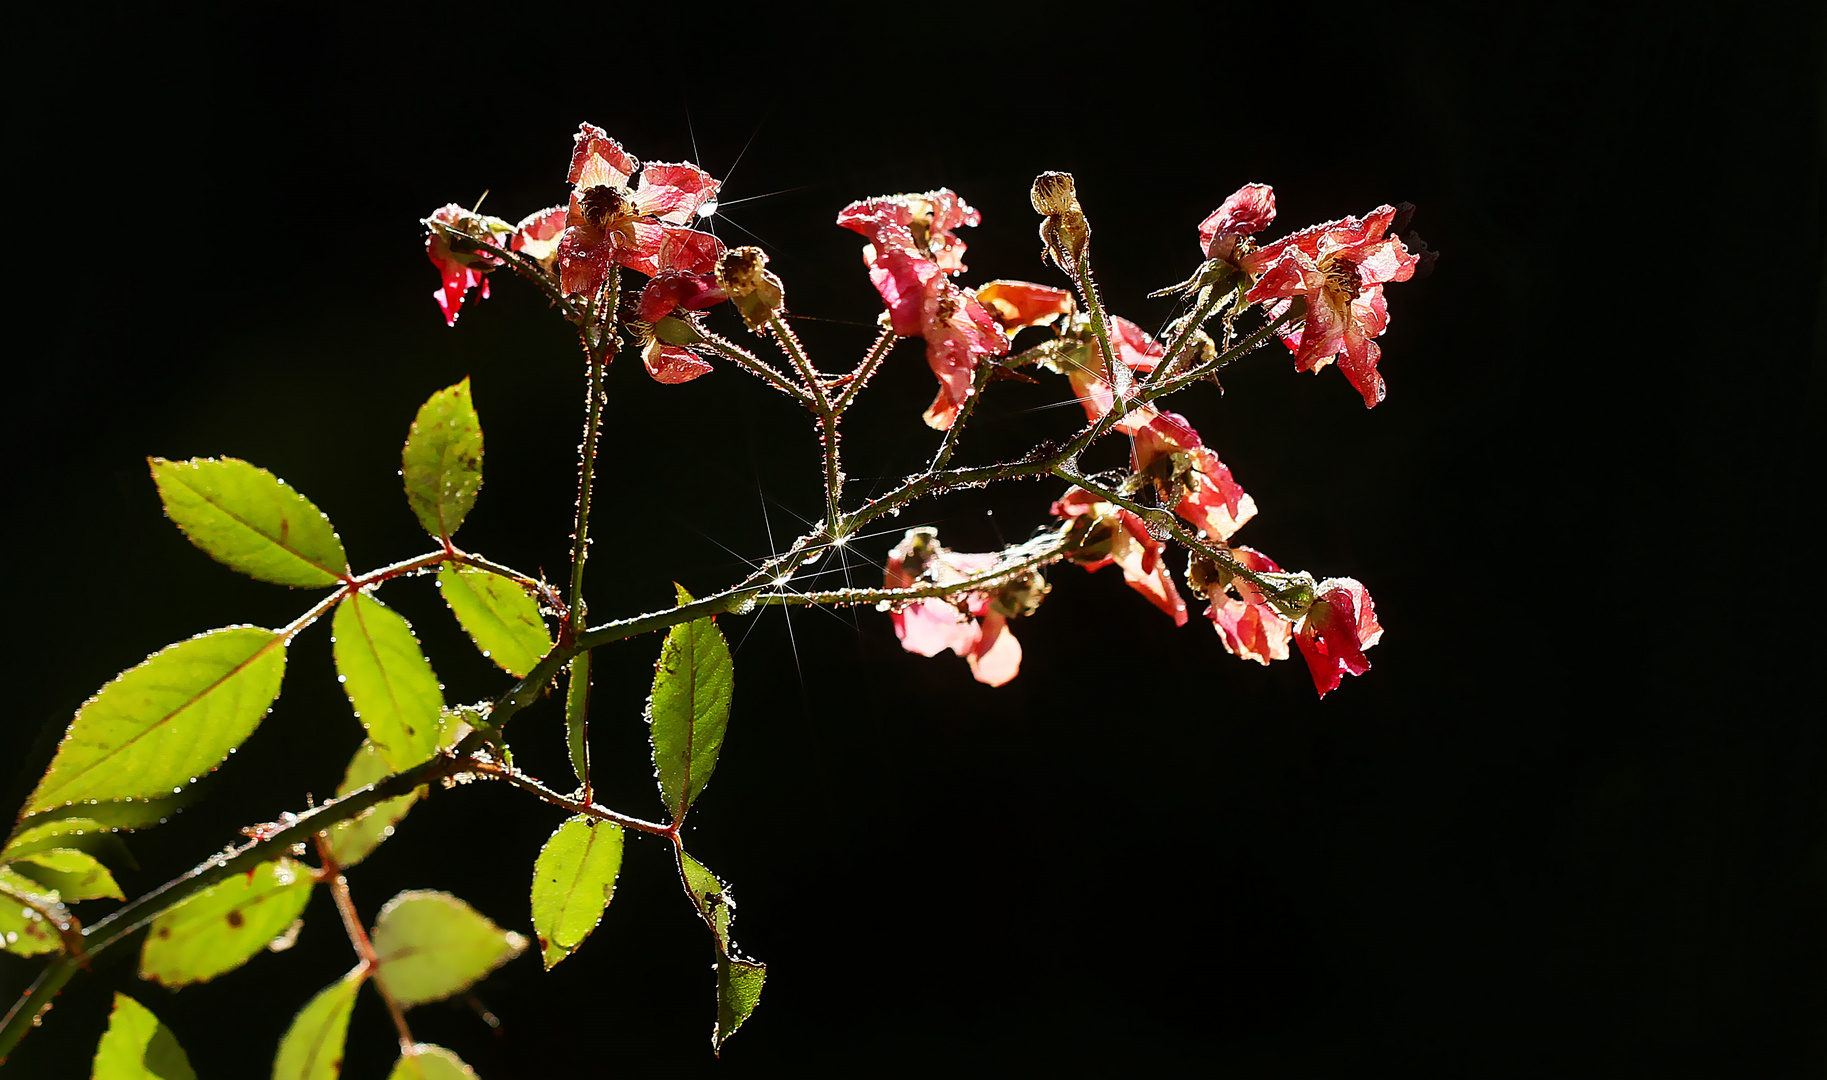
436,565,551,678
647,587,735,822
327,741,423,868
9,848,123,901
386,1044,478,1080
273,967,365,1080
150,457,348,587
141,858,314,987
530,815,623,969
716,958,767,1053
565,651,591,792
24,627,287,815
91,993,198,1080
0,890,60,956
371,891,525,1008
402,378,483,540
332,592,445,770
676,852,766,1053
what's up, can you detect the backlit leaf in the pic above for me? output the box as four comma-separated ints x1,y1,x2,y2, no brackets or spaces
565,651,591,792
273,967,365,1080
371,890,526,1008
150,457,348,587
9,848,123,901
327,741,423,868
91,993,198,1080
530,815,623,969
436,565,551,678
386,1044,478,1080
716,958,767,1052
24,627,287,815
647,586,734,822
0,889,60,956
3,817,137,873
140,858,315,987
402,378,483,540
332,592,445,770
676,852,766,1053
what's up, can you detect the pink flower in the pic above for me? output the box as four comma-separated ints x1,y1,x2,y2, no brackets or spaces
556,124,724,298
510,205,568,268
837,191,1011,430
1293,578,1383,697
885,528,1034,687
1130,409,1257,542
1189,546,1292,666
1243,206,1418,407
630,270,727,384
1198,183,1276,264
1051,488,1187,625
1060,316,1165,434
425,205,500,326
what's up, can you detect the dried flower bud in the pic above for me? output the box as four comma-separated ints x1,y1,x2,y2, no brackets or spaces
716,245,786,332
1031,171,1079,215
989,570,1050,619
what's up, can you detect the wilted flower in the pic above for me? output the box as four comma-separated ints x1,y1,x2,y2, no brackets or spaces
1187,546,1292,665
1292,577,1383,697
1052,488,1187,625
556,123,724,299
884,527,1033,686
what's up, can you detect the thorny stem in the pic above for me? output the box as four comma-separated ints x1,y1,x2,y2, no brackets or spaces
1142,305,1300,403
567,271,619,634
468,761,672,838
768,313,829,412
696,331,811,406
314,833,414,1052
1148,284,1234,387
1072,245,1129,427
929,361,994,473
831,325,898,413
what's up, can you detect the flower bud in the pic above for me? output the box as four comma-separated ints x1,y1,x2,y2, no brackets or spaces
715,245,786,332
1030,171,1079,215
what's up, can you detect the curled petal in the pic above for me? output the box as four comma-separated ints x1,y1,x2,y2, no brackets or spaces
568,123,637,189
965,613,1022,686
1294,578,1381,697
511,205,569,265
975,280,1073,336
617,222,724,277
1198,183,1276,257
633,162,721,224
642,341,714,384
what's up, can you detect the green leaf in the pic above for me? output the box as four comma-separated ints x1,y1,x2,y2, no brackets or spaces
11,795,195,840
273,967,365,1080
327,741,424,868
402,378,483,540
0,889,61,955
647,586,735,822
716,958,767,1053
565,651,590,792
676,853,766,1053
150,457,348,587
436,565,551,678
371,890,526,1008
3,817,137,873
332,592,446,771
530,815,624,970
140,858,315,987
24,627,288,815
386,1044,478,1080
8,848,124,901
91,993,198,1080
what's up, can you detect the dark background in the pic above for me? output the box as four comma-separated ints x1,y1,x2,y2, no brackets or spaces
4,5,1821,1076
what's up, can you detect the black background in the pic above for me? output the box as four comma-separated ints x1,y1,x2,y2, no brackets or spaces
4,5,1821,1076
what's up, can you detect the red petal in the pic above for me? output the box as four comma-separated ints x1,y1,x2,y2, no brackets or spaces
643,342,714,384
1198,183,1277,257
633,162,721,225
568,123,636,189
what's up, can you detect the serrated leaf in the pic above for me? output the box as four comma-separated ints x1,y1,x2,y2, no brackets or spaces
327,741,423,868
371,891,525,1008
716,958,767,1052
386,1044,478,1080
530,815,624,970
676,852,766,1053
9,848,123,901
91,993,198,1080
565,651,590,792
436,565,551,678
647,587,734,822
273,967,365,1080
24,627,288,815
332,592,445,771
403,378,483,540
140,858,314,986
0,891,60,956
150,457,348,587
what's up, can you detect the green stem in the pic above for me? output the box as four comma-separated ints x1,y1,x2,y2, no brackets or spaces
831,325,898,413
768,313,830,412
1146,284,1233,387
929,361,994,472
1140,305,1299,403
567,272,619,630
696,331,812,406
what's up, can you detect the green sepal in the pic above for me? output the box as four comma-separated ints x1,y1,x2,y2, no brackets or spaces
140,858,315,987
332,591,446,771
529,815,624,969
23,627,287,816
149,457,348,587
402,378,483,541
371,890,526,1008
90,992,198,1080
435,565,552,678
647,585,735,822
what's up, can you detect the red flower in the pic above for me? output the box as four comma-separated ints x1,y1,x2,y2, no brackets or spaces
425,205,576,326
1052,488,1187,625
885,528,1033,687
1243,206,1418,407
1190,546,1292,665
510,205,568,269
1130,409,1257,542
630,270,727,384
837,191,1011,429
1198,183,1276,263
556,124,724,298
1293,577,1383,697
